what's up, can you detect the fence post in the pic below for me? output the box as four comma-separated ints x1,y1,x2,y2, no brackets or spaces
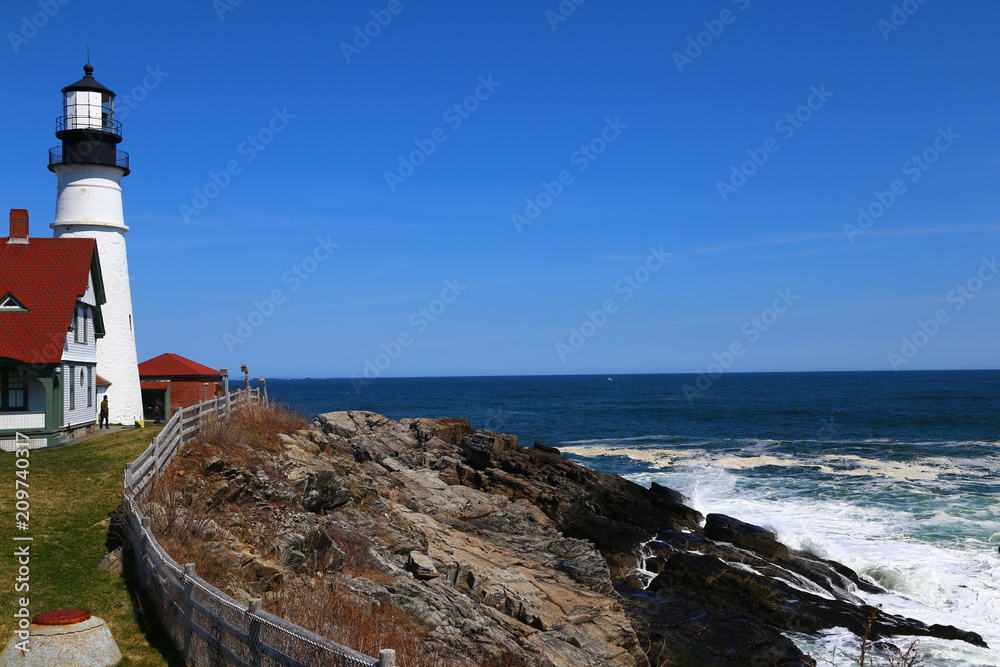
248,598,263,667
182,563,197,659
379,649,397,667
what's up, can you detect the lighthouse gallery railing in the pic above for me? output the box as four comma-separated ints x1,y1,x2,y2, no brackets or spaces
121,390,396,667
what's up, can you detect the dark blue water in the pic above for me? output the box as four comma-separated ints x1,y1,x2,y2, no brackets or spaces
267,370,999,445
265,371,1000,665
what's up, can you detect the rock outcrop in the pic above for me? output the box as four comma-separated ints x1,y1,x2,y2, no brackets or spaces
149,410,987,666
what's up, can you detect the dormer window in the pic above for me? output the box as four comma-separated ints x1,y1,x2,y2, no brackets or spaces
0,293,28,312
73,306,87,343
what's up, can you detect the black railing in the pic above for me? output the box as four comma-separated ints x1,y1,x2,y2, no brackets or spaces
48,146,130,173
55,114,122,137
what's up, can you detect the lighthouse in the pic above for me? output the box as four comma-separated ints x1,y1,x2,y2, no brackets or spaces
48,64,142,425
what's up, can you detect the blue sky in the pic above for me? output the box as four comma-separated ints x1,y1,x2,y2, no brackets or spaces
3,0,998,379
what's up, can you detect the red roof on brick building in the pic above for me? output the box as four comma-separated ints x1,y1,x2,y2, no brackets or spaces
140,381,170,390
138,353,220,378
0,232,104,365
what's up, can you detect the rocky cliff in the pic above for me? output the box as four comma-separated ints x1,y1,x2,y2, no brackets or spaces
147,410,987,666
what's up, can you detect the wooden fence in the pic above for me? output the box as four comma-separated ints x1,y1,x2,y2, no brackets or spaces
121,389,396,667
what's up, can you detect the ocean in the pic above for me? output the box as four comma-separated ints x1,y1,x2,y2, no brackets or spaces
264,370,999,666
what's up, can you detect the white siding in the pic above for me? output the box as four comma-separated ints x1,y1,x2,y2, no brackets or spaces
80,273,97,307
63,303,97,364
0,437,47,452
63,363,97,427
0,413,45,430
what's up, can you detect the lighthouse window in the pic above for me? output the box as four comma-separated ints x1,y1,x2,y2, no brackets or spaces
102,93,113,130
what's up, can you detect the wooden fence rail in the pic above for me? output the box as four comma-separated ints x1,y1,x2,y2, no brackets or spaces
121,389,395,667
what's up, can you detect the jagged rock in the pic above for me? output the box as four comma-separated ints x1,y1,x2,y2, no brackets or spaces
241,555,283,593
704,513,790,560
98,547,122,574
286,467,350,512
151,411,987,666
405,551,439,580
202,455,229,476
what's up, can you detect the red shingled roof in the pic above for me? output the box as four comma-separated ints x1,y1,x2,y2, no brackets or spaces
0,236,103,365
138,353,220,378
140,381,170,390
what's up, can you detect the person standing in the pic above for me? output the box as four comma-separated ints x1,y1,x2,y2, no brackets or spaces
99,396,110,429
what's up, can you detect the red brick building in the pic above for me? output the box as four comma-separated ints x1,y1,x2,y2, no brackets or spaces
137,353,223,419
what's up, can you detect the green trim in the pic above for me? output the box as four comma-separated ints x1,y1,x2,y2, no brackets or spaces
42,373,62,433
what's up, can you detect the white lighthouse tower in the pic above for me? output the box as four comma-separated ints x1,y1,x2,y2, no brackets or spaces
49,63,142,425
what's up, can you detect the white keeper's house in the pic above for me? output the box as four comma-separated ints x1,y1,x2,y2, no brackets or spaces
0,63,143,448
0,209,108,449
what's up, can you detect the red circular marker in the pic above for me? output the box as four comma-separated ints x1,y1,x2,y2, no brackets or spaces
32,609,91,625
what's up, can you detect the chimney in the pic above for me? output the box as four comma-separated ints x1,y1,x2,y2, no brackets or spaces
8,209,29,244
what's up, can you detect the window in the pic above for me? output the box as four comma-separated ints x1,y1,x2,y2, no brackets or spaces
87,367,93,407
0,370,26,411
101,93,113,130
69,365,75,410
72,306,88,343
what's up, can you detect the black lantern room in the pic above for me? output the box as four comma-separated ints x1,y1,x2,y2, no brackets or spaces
48,64,129,175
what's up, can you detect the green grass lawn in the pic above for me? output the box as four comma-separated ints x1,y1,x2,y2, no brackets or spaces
0,426,177,666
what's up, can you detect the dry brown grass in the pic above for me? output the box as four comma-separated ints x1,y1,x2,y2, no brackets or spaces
193,400,309,465
271,580,530,667
145,401,532,666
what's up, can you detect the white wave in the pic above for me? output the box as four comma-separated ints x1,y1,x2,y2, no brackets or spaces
815,454,985,481
559,434,680,445
714,454,803,469
560,445,700,469
640,467,1000,666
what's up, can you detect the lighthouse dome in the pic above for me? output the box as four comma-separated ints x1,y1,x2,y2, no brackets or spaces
61,63,116,96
